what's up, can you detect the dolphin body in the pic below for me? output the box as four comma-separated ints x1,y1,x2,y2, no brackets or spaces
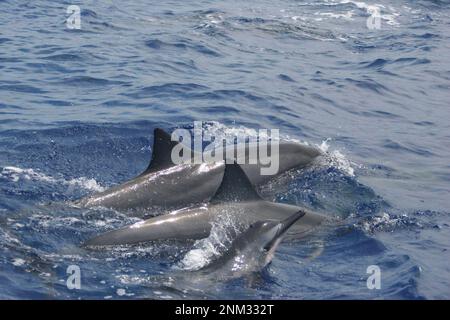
85,163,325,246
75,128,322,212
195,210,307,280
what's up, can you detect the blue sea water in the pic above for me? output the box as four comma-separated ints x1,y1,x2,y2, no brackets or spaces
1,0,449,299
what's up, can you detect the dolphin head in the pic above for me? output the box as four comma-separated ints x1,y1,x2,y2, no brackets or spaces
276,141,322,174
261,210,307,266
232,210,307,270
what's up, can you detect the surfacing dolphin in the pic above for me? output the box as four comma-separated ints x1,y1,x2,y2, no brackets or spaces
75,128,322,212
116,211,311,293
196,210,307,280
85,163,325,246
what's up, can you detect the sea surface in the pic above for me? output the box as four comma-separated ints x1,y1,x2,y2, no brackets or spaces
1,0,449,299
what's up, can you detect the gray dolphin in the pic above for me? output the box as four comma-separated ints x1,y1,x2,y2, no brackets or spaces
75,128,322,212
196,210,307,280
84,163,325,246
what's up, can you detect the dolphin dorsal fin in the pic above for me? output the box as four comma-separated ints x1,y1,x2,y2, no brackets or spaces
211,163,262,203
140,128,179,176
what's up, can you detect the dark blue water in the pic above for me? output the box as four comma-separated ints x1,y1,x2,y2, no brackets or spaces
1,0,449,299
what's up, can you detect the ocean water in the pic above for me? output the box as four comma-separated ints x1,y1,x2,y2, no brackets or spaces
1,0,449,299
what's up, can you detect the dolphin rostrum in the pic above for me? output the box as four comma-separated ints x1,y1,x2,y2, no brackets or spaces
196,210,307,280
75,128,322,212
84,163,325,246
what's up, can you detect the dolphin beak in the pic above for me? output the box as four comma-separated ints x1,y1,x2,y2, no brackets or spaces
264,210,306,251
277,210,307,236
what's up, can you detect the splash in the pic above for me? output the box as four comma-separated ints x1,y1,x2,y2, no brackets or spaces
356,212,424,233
197,121,311,148
338,0,400,26
317,139,357,176
184,122,357,177
1,166,105,192
177,208,245,271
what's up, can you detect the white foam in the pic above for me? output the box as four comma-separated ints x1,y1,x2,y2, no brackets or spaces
358,212,415,233
317,139,357,176
317,11,355,19
201,121,311,148
279,0,400,29
12,258,26,266
30,215,84,228
2,166,56,183
338,0,400,26
1,166,105,192
66,177,105,192
116,288,126,296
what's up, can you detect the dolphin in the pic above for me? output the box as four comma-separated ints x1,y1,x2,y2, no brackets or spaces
196,210,307,280
84,163,325,246
75,128,322,212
